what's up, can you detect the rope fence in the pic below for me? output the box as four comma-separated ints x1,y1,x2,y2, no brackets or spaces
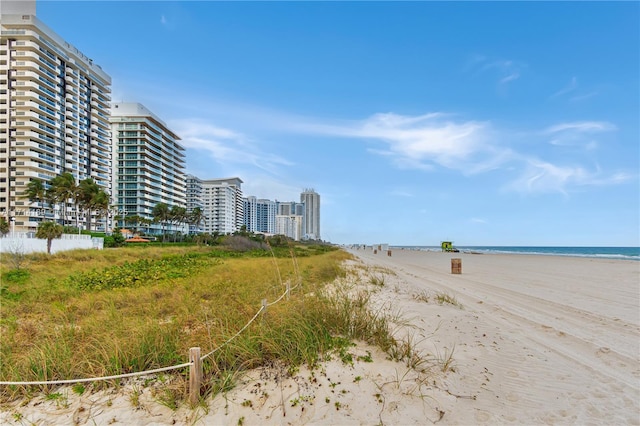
0,363,193,387
0,277,299,405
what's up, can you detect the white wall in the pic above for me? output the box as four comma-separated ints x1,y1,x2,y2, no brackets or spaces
0,234,104,255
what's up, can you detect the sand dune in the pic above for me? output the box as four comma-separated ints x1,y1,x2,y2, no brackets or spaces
2,249,638,425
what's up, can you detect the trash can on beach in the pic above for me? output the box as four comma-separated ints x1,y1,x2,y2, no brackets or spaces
451,258,462,274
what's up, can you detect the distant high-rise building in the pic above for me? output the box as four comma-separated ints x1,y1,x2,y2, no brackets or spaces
110,103,185,235
244,196,277,234
185,174,204,234
202,177,243,234
300,189,320,240
275,214,303,241
277,201,304,216
1,0,112,231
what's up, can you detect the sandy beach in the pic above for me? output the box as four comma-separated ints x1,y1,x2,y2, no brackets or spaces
2,248,639,425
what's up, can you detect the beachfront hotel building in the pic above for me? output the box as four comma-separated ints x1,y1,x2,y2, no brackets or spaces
0,0,112,232
202,177,243,235
300,188,320,240
110,102,186,236
185,174,204,234
243,196,277,234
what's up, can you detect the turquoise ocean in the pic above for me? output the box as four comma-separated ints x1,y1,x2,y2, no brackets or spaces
394,246,640,261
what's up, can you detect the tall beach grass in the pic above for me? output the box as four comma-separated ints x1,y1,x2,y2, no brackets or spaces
0,242,414,405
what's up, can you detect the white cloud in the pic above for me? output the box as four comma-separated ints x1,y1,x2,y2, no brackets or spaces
163,97,629,197
272,110,629,194
569,91,599,102
505,158,635,194
241,175,302,202
545,121,616,134
550,77,599,102
169,118,293,175
499,72,520,85
300,112,505,173
551,77,578,98
544,121,616,149
469,56,526,88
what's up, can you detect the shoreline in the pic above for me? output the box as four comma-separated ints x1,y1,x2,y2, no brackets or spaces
382,246,640,261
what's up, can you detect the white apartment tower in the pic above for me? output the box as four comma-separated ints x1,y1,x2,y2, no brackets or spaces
300,188,320,240
244,196,277,234
1,1,112,231
275,214,303,241
110,102,185,235
185,174,203,234
202,177,243,235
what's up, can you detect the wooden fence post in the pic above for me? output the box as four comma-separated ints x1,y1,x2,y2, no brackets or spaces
189,347,202,405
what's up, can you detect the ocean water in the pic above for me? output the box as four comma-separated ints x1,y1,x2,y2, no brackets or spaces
394,246,640,261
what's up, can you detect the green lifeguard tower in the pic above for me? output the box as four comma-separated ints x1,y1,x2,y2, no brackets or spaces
441,241,459,252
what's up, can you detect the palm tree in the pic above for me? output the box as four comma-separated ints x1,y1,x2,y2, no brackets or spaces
36,221,63,254
92,189,110,232
25,178,46,214
124,214,141,235
79,178,100,231
189,207,205,234
152,202,170,242
169,205,187,241
138,217,152,235
0,217,9,237
50,172,80,228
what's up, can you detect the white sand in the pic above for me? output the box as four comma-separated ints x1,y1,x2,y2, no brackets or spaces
2,249,639,425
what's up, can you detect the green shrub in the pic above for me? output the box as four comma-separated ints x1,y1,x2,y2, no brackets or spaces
66,254,217,290
1,269,30,284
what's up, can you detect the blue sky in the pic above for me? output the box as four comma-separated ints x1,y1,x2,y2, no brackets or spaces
38,1,639,246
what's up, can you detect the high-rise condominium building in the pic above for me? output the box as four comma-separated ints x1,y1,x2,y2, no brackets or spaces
243,196,277,234
202,177,243,235
300,188,320,240
1,0,112,231
185,174,203,234
110,103,185,235
277,201,304,216
275,214,303,241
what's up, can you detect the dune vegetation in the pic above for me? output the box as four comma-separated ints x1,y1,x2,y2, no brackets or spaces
0,238,403,406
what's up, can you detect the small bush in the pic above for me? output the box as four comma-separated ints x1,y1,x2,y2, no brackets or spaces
1,269,30,284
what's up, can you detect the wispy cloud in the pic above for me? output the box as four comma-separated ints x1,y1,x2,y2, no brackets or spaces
471,218,487,224
544,121,616,149
296,112,508,173
551,77,578,98
304,112,632,194
468,56,526,89
500,72,520,85
241,175,303,201
160,15,167,25
169,118,293,175
389,189,414,198
569,91,599,102
545,121,617,134
163,96,629,196
505,159,635,194
550,77,599,102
